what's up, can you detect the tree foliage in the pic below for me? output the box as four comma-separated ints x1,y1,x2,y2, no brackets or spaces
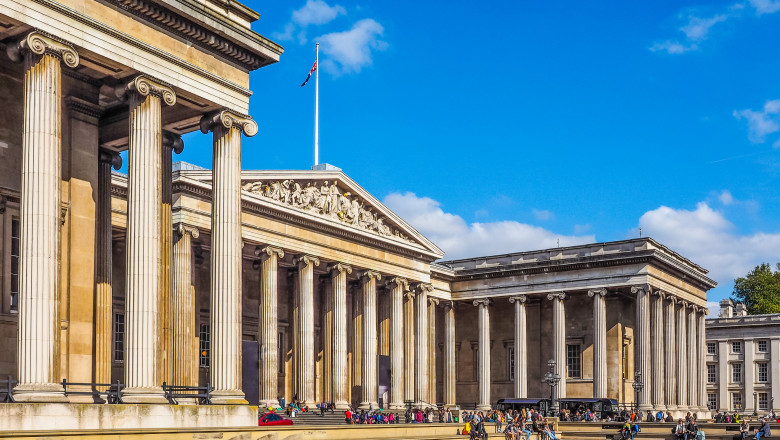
731,263,780,315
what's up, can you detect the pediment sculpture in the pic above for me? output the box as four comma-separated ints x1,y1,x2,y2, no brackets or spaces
242,179,414,244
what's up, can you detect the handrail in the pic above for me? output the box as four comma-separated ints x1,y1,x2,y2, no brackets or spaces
61,379,124,404
0,376,16,403
161,382,212,405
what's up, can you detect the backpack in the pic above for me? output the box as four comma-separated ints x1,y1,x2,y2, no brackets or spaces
696,431,705,440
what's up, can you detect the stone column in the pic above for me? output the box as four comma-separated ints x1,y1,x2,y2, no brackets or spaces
548,292,567,401
474,299,491,411
697,310,707,412
687,305,698,411
330,263,352,409
509,295,528,398
9,31,78,402
664,296,678,411
387,277,409,409
360,270,381,409
159,132,183,386
352,282,363,406
631,286,651,411
122,76,176,403
322,277,333,404
95,150,121,389
428,297,439,404
415,283,433,406
587,289,607,398
295,255,320,405
403,290,415,404
676,301,688,409
172,224,198,390
257,245,284,408
200,110,257,404
443,302,456,408
651,291,666,411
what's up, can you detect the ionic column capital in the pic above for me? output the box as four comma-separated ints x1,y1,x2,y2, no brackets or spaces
442,300,455,311
385,277,409,291
295,255,320,269
361,270,382,282
546,291,567,301
118,75,176,106
428,297,439,307
200,110,258,137
414,282,434,294
328,262,352,275
473,298,491,307
667,295,679,305
7,30,79,68
255,245,284,260
587,288,607,298
175,223,199,239
98,148,123,170
162,131,185,154
630,284,651,295
508,295,527,304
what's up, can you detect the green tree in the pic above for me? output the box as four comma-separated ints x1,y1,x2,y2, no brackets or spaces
731,263,780,315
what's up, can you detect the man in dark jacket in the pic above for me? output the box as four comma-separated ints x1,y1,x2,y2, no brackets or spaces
685,418,698,440
755,418,771,440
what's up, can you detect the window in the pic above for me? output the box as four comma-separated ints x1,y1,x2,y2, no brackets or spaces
707,364,717,383
732,363,743,383
758,363,769,382
732,341,742,354
707,393,717,410
566,344,581,379
757,340,768,353
707,342,717,355
508,347,515,381
113,313,124,362
199,324,210,368
759,393,769,411
10,219,19,313
732,392,743,411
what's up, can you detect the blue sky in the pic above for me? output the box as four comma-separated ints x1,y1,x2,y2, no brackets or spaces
171,0,780,307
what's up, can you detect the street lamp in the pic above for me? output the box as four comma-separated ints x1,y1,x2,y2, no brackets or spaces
544,359,561,417
754,392,758,416
632,371,644,414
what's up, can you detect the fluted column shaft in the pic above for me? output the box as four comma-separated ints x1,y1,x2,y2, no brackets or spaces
428,297,438,404
651,292,666,410
296,255,319,405
403,291,415,403
360,271,381,409
664,297,678,410
388,278,408,409
331,264,352,409
697,311,707,412
676,302,688,408
172,224,198,390
352,284,363,403
588,289,607,398
322,279,333,403
95,151,120,389
124,76,175,404
475,299,491,411
415,284,432,406
549,292,567,401
201,110,257,405
687,306,697,410
258,246,284,407
443,303,456,407
13,32,78,402
509,295,528,398
632,286,651,410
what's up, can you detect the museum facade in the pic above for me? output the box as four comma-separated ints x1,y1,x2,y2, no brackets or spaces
0,0,719,430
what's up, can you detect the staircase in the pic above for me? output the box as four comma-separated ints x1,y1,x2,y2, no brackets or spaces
282,409,346,426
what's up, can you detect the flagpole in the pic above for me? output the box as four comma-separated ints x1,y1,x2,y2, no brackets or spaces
314,42,319,166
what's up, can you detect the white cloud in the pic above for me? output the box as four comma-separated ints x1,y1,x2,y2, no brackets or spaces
718,190,734,205
733,99,780,145
292,0,346,27
532,209,554,221
680,14,729,40
749,0,780,15
272,23,296,42
383,192,594,260
706,300,721,316
649,40,696,54
638,202,780,287
317,19,388,74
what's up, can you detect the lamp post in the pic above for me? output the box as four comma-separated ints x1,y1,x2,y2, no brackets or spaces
544,359,561,417
753,392,758,416
632,371,644,415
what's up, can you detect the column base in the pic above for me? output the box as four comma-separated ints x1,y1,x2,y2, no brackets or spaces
211,390,248,405
334,400,350,410
358,400,378,410
476,404,492,411
121,386,168,404
638,404,653,412
389,401,406,410
12,383,69,403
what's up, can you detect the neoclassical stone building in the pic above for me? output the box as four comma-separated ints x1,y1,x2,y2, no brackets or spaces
0,0,717,430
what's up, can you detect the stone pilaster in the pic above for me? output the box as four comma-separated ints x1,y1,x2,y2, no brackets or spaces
403,290,415,404
122,75,176,404
200,110,257,404
427,297,439,404
172,224,198,391
474,299,491,411
443,302,456,408
664,296,678,410
295,255,320,405
95,150,121,390
386,277,408,409
631,285,651,411
359,270,381,409
676,301,688,409
587,289,607,398
415,283,433,406
687,305,698,411
651,291,666,411
547,292,567,401
509,295,528,398
330,263,352,409
257,246,284,408
10,31,78,403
